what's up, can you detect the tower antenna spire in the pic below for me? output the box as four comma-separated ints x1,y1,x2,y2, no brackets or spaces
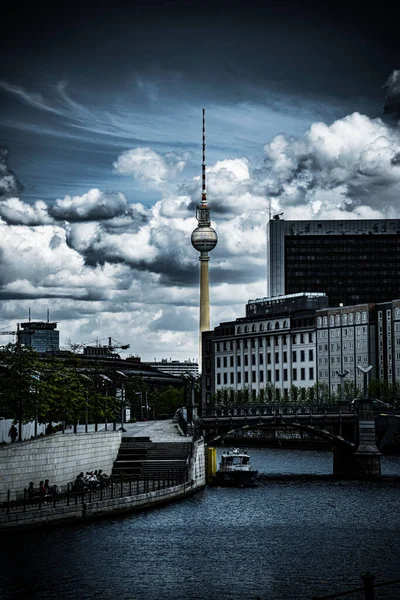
202,108,207,206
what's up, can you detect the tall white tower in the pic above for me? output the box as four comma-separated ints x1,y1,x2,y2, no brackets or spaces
191,109,218,372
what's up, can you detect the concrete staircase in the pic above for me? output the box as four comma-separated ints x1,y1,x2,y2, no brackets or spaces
112,437,192,478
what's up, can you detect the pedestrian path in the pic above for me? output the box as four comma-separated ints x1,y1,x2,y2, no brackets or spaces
121,419,190,443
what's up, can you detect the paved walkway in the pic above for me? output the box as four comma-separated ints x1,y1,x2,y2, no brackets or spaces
121,419,190,443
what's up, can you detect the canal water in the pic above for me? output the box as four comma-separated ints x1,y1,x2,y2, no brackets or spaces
1,449,400,600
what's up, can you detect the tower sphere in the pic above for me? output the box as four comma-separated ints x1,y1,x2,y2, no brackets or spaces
191,226,218,253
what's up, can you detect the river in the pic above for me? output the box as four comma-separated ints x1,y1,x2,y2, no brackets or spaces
1,448,400,600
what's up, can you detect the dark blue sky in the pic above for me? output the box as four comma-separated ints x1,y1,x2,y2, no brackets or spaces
1,0,397,203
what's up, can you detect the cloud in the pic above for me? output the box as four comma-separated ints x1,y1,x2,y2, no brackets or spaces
383,70,400,119
0,146,23,200
0,197,52,225
49,188,129,222
113,147,188,188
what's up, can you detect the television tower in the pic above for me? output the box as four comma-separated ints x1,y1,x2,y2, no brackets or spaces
191,109,218,371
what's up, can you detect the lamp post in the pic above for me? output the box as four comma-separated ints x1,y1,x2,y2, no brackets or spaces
116,371,127,431
336,369,350,404
357,364,373,398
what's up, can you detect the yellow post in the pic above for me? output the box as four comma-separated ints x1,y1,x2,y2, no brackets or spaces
207,447,217,482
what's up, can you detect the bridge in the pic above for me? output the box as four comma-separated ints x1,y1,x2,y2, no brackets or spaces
192,400,398,478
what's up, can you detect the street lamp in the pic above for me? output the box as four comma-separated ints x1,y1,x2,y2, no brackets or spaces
116,371,127,431
335,369,350,404
78,373,92,433
357,364,373,398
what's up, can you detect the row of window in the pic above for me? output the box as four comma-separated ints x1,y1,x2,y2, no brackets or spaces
216,333,314,352
216,367,314,385
237,321,289,333
216,349,314,368
317,311,368,328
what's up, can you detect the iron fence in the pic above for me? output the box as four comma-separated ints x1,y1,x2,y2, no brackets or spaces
0,469,187,516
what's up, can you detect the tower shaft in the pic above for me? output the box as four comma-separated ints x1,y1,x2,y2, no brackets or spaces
199,253,210,358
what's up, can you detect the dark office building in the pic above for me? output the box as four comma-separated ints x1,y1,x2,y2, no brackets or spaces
267,218,400,307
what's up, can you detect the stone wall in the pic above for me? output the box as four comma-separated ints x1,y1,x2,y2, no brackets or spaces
191,438,206,487
0,431,122,494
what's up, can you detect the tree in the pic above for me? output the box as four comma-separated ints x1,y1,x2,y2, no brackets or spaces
0,344,44,440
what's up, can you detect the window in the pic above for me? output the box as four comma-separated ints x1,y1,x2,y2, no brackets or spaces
223,356,227,368
237,326,241,334
317,317,322,327
342,313,348,325
300,350,305,362
217,374,221,385
283,351,287,362
335,315,340,326
275,369,280,381
349,313,354,325
267,370,272,382
293,368,297,380
292,350,297,362
260,370,264,383
230,373,234,384
217,357,221,368
223,373,227,385
301,334,305,343
260,323,264,331
252,354,256,366
252,371,256,383
237,355,241,367
283,320,288,328
275,321,280,330
283,369,288,381
330,315,334,326
244,355,248,366
252,324,256,332
309,349,314,361
217,343,221,351
309,367,314,380
237,372,241,384
362,311,367,323
308,333,313,343
267,353,271,364
244,372,248,383
387,310,392,322
259,353,263,365
323,316,328,327
356,312,361,323
301,368,305,380
275,352,279,363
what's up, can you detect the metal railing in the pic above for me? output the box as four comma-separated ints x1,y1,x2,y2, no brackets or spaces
0,469,187,517
202,403,354,418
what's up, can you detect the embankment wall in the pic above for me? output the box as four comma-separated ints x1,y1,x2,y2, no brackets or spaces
0,431,122,494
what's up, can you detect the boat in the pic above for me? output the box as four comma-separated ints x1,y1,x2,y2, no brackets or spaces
215,448,258,487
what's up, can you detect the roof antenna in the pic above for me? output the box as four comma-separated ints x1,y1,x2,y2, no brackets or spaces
47,309,50,323
28,307,31,323
201,108,207,207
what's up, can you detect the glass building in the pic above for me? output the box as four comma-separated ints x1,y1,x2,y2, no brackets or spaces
267,218,400,307
20,322,59,353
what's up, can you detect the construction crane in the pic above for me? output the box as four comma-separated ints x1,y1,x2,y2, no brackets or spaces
105,337,130,352
0,324,34,346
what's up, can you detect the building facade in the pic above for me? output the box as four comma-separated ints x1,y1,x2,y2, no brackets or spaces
267,218,400,306
202,293,328,407
20,321,60,353
316,300,400,397
203,295,400,407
